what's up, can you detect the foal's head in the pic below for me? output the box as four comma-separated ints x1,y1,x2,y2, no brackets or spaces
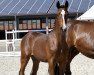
56,1,69,30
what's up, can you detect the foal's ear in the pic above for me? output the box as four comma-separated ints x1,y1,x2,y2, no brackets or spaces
56,1,60,9
65,0,69,10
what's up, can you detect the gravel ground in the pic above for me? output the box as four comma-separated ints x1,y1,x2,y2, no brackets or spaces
0,40,94,75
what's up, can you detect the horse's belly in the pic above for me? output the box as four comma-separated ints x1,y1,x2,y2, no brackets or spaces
33,49,47,62
75,37,94,58
32,39,48,62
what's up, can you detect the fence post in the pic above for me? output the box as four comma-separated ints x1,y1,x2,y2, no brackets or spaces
5,30,15,52
46,17,49,34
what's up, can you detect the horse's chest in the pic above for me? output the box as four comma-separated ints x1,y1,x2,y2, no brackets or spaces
48,35,58,51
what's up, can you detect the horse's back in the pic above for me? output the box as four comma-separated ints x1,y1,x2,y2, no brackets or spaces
67,20,94,37
20,32,44,55
21,32,44,46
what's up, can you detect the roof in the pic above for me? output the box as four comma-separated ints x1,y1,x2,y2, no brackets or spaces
0,0,94,16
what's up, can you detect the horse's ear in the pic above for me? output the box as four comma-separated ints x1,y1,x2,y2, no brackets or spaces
56,1,60,9
65,0,69,10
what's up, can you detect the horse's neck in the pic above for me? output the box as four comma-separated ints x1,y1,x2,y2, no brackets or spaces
53,18,62,35
53,19,62,45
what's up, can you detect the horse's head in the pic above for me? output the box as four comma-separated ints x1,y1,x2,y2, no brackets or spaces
56,0,69,30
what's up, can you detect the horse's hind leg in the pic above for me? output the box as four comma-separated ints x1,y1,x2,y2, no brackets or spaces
19,54,30,75
30,56,40,75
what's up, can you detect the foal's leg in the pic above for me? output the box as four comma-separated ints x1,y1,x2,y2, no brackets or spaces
48,59,55,75
55,63,59,75
59,60,67,75
65,49,79,75
59,49,70,75
19,54,30,75
30,56,40,75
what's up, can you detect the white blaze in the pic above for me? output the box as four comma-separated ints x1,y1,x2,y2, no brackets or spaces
61,10,66,30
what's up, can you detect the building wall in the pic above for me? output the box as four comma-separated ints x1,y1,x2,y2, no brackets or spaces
0,18,55,40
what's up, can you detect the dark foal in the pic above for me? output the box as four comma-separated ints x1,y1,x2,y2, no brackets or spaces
19,1,69,75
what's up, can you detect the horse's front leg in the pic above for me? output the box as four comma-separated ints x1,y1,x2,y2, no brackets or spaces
19,55,30,75
59,50,69,75
48,58,55,75
65,49,79,75
30,56,40,75
54,63,59,75
59,61,67,75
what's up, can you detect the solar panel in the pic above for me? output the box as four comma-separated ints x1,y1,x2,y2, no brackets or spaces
68,0,74,11
69,0,81,13
79,0,90,12
0,0,5,5
0,0,10,13
10,0,27,15
38,0,53,14
1,0,19,15
28,0,44,14
48,0,57,14
0,0,93,16
19,0,35,14
89,0,94,8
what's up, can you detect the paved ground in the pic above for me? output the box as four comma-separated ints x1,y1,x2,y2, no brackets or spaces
0,54,94,75
0,56,49,75
0,40,94,75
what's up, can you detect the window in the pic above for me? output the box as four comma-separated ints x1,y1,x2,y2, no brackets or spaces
41,19,46,29
50,19,55,28
0,21,4,30
9,21,14,30
4,21,8,30
36,20,40,29
31,20,37,29
27,20,32,29
22,20,28,29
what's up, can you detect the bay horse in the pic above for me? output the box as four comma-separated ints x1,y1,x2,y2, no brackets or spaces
64,19,94,74
19,1,69,75
55,1,94,75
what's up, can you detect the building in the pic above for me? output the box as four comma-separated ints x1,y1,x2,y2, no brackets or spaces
0,0,94,39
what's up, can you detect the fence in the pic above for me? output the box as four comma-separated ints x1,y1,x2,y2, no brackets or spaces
0,29,52,56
